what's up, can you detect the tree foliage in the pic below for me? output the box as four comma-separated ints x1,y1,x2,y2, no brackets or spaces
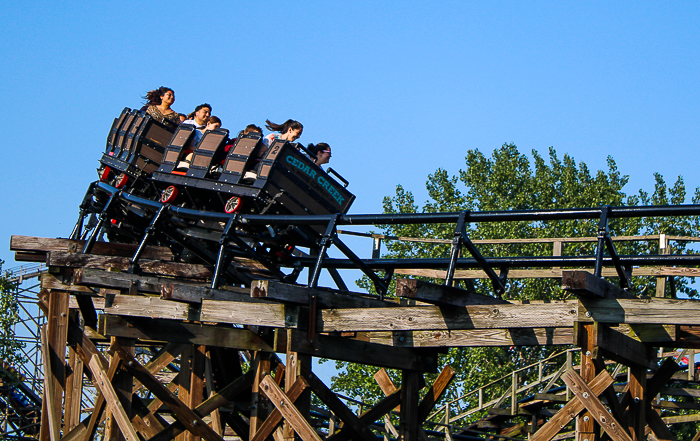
0,260,25,370
328,144,700,421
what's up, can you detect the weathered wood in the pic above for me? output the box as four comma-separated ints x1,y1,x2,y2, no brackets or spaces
363,327,573,347
562,369,632,441
579,298,700,325
318,303,577,332
250,352,272,439
326,389,401,441
259,375,322,441
48,251,212,279
74,267,171,293
395,279,509,306
100,315,276,351
374,368,399,401
104,294,198,321
250,376,309,441
277,329,438,372
40,326,60,441
399,370,421,441
592,323,656,369
283,330,311,440
531,370,614,441
112,342,225,441
186,345,206,441
562,270,637,299
200,299,300,328
162,282,256,303
10,235,173,260
252,280,393,308
64,345,84,431
41,272,98,294
646,406,676,441
417,365,456,422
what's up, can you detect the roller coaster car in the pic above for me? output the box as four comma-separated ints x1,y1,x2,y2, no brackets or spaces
99,107,175,193
151,129,355,227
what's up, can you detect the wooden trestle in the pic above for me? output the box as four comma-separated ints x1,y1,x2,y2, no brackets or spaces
11,234,700,440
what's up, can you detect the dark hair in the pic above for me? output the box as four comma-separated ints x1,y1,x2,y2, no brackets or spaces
208,116,221,125
186,111,195,119
194,103,212,113
244,124,263,134
178,113,187,120
307,143,330,156
143,87,173,106
265,119,303,134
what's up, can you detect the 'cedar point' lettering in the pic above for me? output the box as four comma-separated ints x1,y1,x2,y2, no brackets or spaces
286,155,345,206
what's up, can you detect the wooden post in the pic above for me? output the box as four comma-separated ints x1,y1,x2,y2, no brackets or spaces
398,370,421,441
186,345,206,441
576,322,599,441
107,337,135,441
249,351,272,439
64,344,84,431
176,345,193,441
284,330,311,440
628,364,647,441
656,234,668,298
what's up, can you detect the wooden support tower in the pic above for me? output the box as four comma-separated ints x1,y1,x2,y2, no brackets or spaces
10,234,700,440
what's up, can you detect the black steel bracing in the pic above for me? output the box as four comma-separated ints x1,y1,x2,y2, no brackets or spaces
71,182,700,298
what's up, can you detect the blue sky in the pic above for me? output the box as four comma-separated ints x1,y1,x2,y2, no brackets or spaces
1,0,699,387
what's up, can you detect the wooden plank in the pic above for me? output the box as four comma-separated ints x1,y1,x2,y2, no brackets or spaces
41,272,98,294
100,315,276,352
395,279,509,306
301,367,376,441
374,368,398,399
47,251,212,279
592,323,656,369
185,345,206,441
318,303,577,332
259,375,322,441
326,389,401,441
396,267,699,279
399,370,421,441
162,282,258,303
530,370,614,441
283,330,311,440
579,298,700,325
10,235,173,260
252,280,393,309
250,352,272,439
362,327,573,347
40,326,60,441
74,268,169,293
103,294,197,321
562,270,637,299
64,346,84,431
111,343,225,441
417,365,456,422
250,376,309,441
200,299,300,328
646,406,676,441
278,329,438,372
562,369,633,441
87,355,140,441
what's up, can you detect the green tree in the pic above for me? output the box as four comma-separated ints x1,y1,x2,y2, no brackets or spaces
328,144,700,425
0,260,25,369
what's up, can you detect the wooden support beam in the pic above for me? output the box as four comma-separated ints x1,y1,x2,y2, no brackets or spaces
592,323,656,369
40,289,69,441
47,251,212,280
185,345,207,441
531,370,614,441
64,345,84,432
250,352,272,439
562,271,637,299
259,375,322,441
100,315,276,352
277,329,438,372
579,298,700,326
104,294,197,321
74,268,170,293
399,370,421,441
417,365,456,422
395,279,509,306
562,369,633,441
161,282,251,303
318,303,577,332
111,343,225,441
252,280,393,308
40,325,60,441
326,389,401,441
10,235,173,260
396,266,694,279
362,327,573,347
283,330,311,440
250,376,309,441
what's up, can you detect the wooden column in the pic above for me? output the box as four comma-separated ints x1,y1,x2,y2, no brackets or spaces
63,343,84,432
39,289,69,441
186,345,206,441
656,234,668,298
399,370,421,441
628,364,647,441
176,345,193,441
249,351,272,439
107,336,135,441
284,330,311,440
576,322,599,441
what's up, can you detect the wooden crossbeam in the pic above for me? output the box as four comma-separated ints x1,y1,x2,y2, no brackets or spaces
417,365,456,422
327,389,402,441
74,268,171,293
562,369,632,441
111,342,224,441
395,279,509,306
579,298,700,326
562,271,637,299
250,376,309,441
591,323,656,369
10,235,173,260
531,370,614,441
161,282,253,303
396,267,699,279
252,280,394,308
363,327,574,347
259,375,321,441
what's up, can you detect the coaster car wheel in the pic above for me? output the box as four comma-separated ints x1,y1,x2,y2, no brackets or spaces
160,186,178,204
114,173,128,188
224,196,242,213
100,166,112,182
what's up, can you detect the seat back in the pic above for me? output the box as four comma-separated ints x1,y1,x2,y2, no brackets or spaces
105,107,131,154
120,112,147,161
112,109,138,158
186,129,230,178
157,125,197,174
128,115,175,174
219,133,264,184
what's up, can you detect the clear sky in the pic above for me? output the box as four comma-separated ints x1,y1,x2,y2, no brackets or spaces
1,0,698,387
